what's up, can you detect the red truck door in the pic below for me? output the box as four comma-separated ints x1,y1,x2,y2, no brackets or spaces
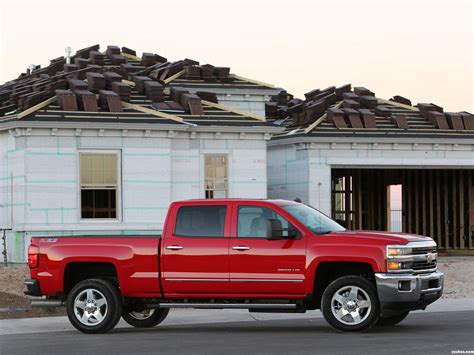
229,203,306,295
161,203,231,296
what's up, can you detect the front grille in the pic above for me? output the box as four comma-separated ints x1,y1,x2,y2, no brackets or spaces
411,260,437,271
412,247,437,255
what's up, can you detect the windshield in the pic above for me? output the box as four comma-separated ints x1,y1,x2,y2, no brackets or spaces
282,203,345,234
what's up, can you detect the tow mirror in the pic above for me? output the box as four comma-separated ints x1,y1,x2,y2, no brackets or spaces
266,219,283,240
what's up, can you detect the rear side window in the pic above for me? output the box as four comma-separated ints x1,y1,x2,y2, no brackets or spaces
175,206,227,237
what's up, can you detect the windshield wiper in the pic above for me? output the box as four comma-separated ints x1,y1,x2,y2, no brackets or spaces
315,230,332,235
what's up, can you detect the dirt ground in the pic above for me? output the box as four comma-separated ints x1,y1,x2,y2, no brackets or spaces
0,257,472,319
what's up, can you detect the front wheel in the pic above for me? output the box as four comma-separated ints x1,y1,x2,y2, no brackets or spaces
377,311,409,326
122,308,169,328
321,276,380,332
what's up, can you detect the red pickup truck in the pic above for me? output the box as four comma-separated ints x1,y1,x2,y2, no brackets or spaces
25,199,443,333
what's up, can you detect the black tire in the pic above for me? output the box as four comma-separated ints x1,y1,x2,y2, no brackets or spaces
377,311,409,326
321,275,380,332
122,308,169,328
66,279,123,334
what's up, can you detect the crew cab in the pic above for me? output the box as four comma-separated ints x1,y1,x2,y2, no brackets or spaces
25,199,443,333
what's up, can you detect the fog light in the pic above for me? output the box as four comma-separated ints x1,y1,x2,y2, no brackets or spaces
398,280,411,291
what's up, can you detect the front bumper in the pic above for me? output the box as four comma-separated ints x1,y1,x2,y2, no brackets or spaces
375,270,443,317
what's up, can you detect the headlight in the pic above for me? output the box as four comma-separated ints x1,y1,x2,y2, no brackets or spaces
386,244,413,273
387,246,412,256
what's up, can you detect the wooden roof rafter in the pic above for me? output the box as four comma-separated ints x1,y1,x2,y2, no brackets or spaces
304,101,344,134
17,96,57,119
201,100,266,122
163,70,185,84
121,101,189,125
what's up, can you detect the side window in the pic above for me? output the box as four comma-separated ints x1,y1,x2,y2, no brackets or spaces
80,153,119,219
175,206,227,237
237,206,293,238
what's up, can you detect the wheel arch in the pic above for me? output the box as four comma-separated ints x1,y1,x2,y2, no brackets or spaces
310,261,376,309
64,262,119,296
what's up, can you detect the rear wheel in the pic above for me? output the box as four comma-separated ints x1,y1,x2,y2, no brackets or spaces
377,311,409,326
321,276,380,332
66,279,122,334
122,307,169,328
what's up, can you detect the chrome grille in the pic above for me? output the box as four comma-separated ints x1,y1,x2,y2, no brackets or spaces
412,247,437,255
411,260,437,271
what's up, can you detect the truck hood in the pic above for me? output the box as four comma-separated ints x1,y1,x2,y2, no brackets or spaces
330,230,433,245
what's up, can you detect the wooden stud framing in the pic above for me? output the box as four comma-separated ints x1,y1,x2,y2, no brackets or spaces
469,172,473,249
422,170,427,236
459,171,465,249
436,170,442,247
429,170,434,240
453,171,458,249
415,171,419,234
444,170,449,249
407,170,412,234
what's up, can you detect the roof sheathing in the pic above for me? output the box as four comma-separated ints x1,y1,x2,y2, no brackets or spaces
268,84,473,140
0,44,279,131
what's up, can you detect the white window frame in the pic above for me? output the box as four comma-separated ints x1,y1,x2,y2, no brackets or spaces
77,149,122,222
204,153,229,199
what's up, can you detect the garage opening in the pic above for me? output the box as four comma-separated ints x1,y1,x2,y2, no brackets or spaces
331,168,474,250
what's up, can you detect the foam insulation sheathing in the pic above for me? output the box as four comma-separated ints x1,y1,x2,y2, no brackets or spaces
267,145,309,203
122,148,172,223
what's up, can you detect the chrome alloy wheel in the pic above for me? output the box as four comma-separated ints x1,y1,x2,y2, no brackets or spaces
128,309,156,320
74,288,108,326
330,285,372,325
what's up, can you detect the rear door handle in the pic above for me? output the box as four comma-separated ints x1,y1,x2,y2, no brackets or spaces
232,246,250,251
166,245,184,250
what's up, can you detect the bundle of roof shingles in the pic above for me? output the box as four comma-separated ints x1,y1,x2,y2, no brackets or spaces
0,44,228,117
266,84,473,131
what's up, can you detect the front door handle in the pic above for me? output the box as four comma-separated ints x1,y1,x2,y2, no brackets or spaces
166,245,184,250
232,246,250,251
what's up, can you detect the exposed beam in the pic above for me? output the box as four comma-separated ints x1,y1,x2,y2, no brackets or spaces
230,74,275,88
163,70,185,84
122,79,136,87
377,98,420,111
201,100,266,121
120,52,141,61
17,96,57,119
121,101,184,123
304,101,344,134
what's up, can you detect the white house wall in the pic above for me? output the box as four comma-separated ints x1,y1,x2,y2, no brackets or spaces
2,128,269,262
267,145,309,203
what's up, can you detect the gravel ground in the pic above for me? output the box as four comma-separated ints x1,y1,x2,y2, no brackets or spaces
0,257,472,319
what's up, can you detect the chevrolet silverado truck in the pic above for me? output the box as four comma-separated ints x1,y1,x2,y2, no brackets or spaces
25,199,443,333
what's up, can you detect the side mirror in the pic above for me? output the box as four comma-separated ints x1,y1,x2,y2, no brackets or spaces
287,228,298,239
266,219,283,240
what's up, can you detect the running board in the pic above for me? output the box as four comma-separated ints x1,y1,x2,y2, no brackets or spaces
155,303,298,310
31,299,64,307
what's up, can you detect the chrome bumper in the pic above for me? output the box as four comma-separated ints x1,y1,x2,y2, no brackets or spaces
375,270,443,316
